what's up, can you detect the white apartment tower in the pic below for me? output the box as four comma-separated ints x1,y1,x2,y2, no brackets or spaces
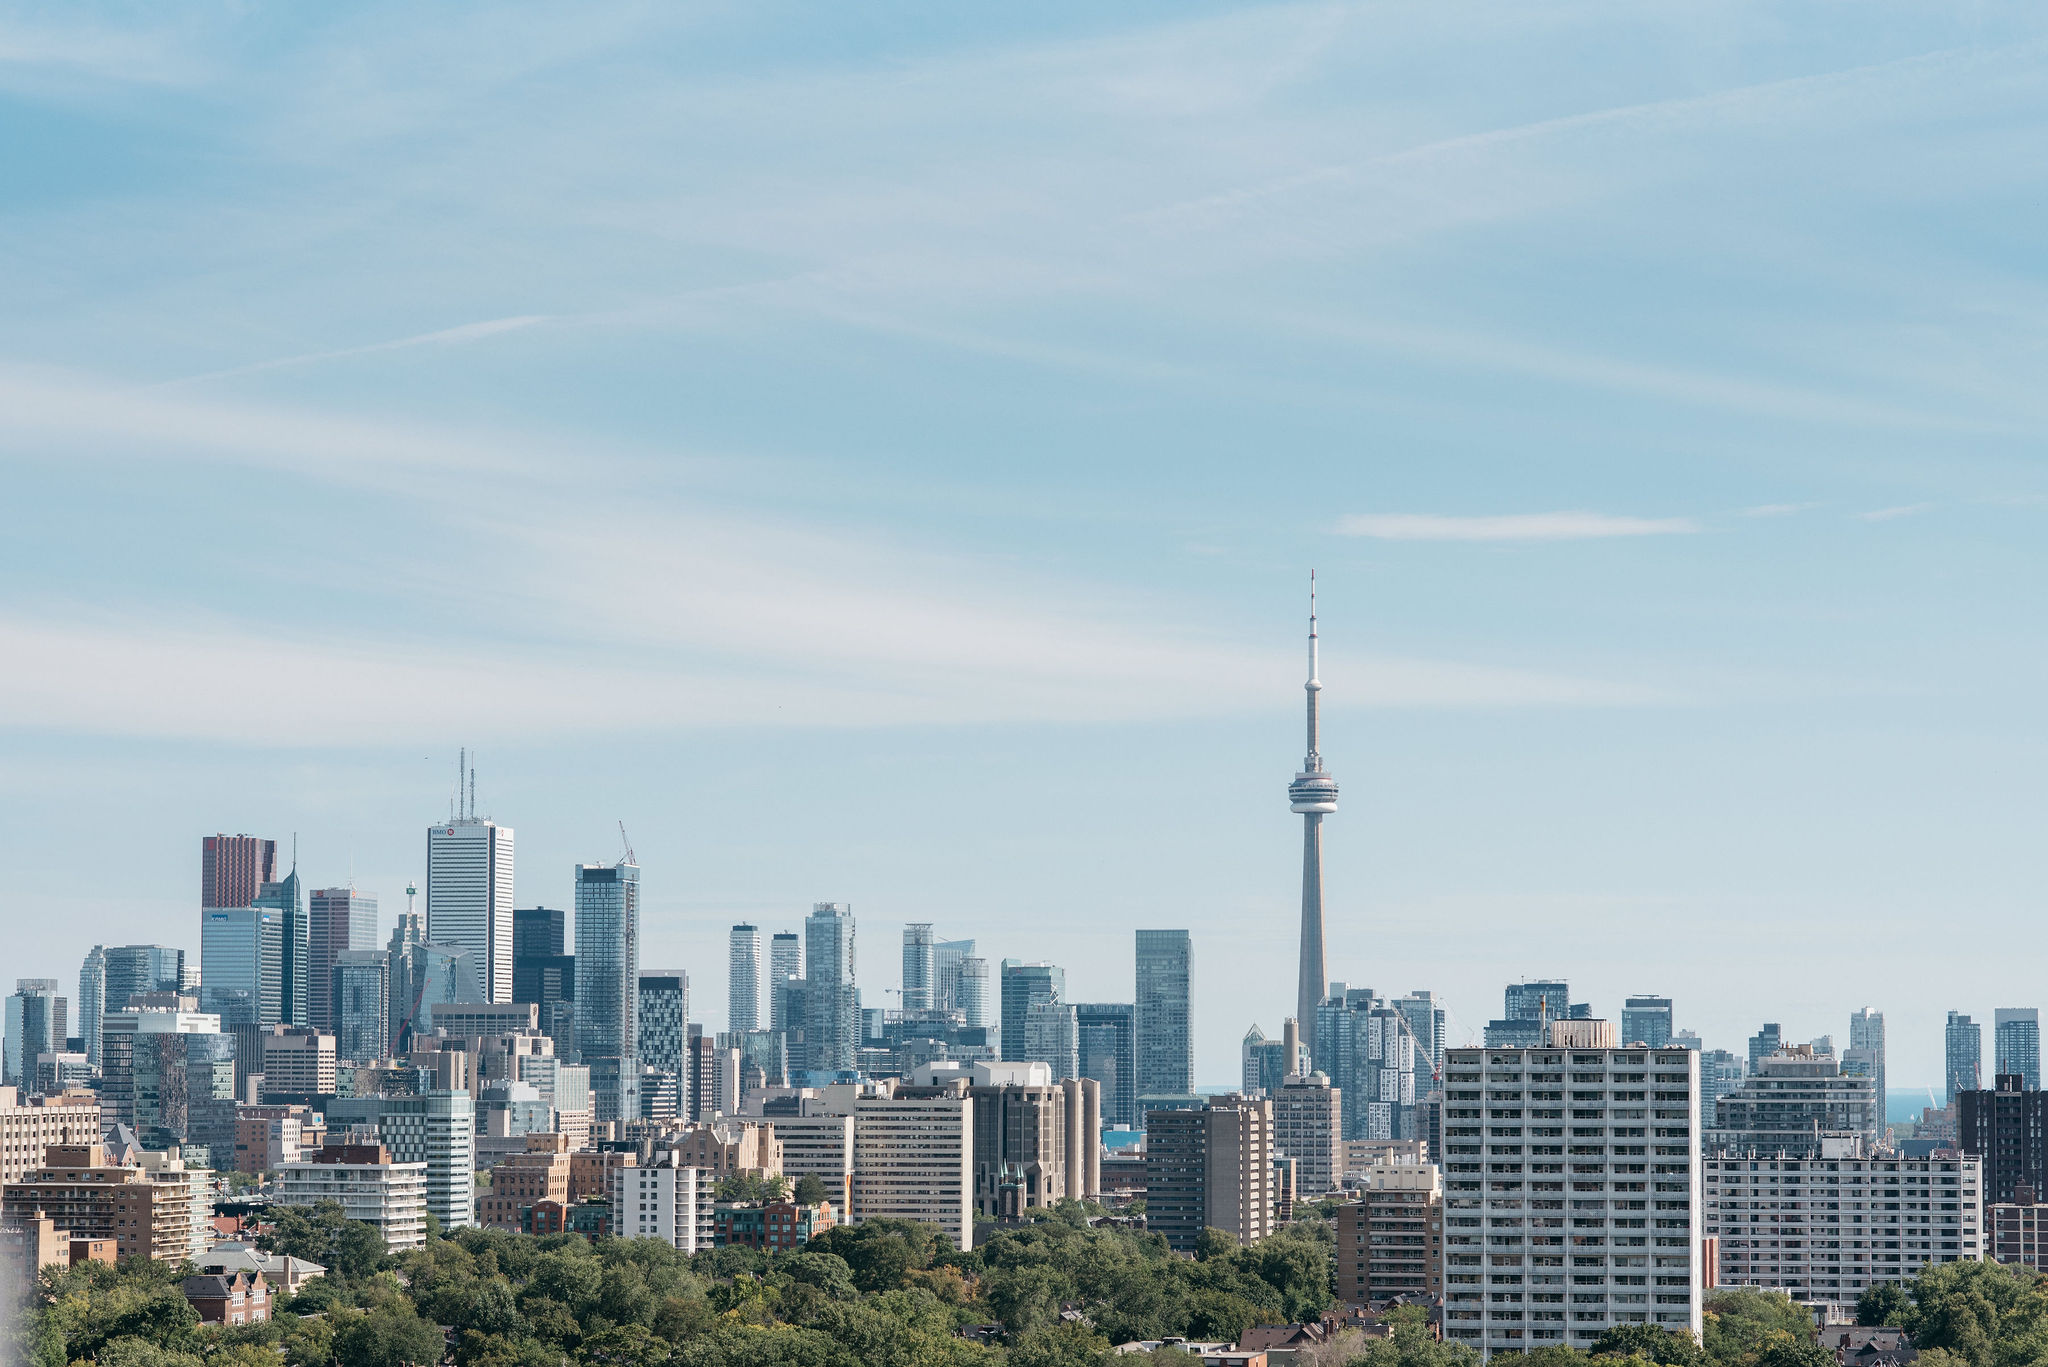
728,926,762,1034
1440,1041,1702,1353
427,817,514,1004
614,1156,714,1252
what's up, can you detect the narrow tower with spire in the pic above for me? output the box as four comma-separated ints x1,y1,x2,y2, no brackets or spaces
1288,572,1339,1055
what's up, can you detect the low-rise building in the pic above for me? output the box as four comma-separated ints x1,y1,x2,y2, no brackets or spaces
480,1134,571,1232
716,1199,837,1251
198,1241,326,1295
274,1143,428,1251
1338,1162,1443,1305
0,1212,114,1285
182,1271,270,1326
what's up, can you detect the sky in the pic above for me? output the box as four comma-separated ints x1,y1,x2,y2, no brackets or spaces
5,1,2048,1095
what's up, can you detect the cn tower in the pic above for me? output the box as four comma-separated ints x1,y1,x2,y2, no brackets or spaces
1289,572,1339,1056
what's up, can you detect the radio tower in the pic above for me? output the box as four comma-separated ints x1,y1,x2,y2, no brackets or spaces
1289,572,1339,1056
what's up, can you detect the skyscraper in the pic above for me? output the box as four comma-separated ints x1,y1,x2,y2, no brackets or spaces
638,970,689,1115
511,906,566,999
901,924,936,1013
768,932,801,1031
934,939,976,1014
331,950,390,1063
309,887,379,1030
255,869,309,1027
1997,1009,2041,1091
200,907,283,1026
1621,995,1675,1049
3,982,66,1088
728,925,762,1033
1849,1007,1887,1112
1288,575,1338,1054
804,904,857,1074
1024,1002,1080,1079
1748,1022,1784,1071
427,809,515,1004
1077,1002,1137,1128
575,858,641,1123
1393,990,1447,1076
1135,929,1193,1101
201,834,276,910
1001,961,1065,1062
101,946,187,1017
77,947,106,1071
1947,1012,1983,1106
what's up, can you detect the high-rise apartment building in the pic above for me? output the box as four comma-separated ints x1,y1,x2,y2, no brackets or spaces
1274,1072,1343,1197
934,939,975,1015
324,1091,476,1230
1394,991,1447,1076
1243,1022,1301,1098
260,1026,338,1098
199,907,283,1027
1845,1007,1887,1120
2,1143,209,1264
1318,985,1422,1142
1144,1093,1276,1253
574,859,641,1124
1001,961,1064,1065
1959,1077,2048,1206
427,816,515,1003
275,1143,428,1251
1023,1002,1078,1080
956,957,989,1031
308,888,378,1030
901,924,936,1013
98,1005,236,1166
331,951,389,1063
1699,1049,1745,1129
1708,1047,1879,1152
1997,1010,2041,1093
728,925,762,1033
638,970,689,1117
853,1077,974,1252
1621,997,1674,1049
1077,1003,1137,1129
1704,1145,1979,1303
768,932,801,1031
614,1155,713,1252
1339,1163,1443,1305
201,835,276,910
77,949,106,1071
4,982,66,1089
1439,1041,1703,1352
805,904,857,1075
1948,1012,1983,1107
1135,930,1193,1103
1748,1023,1784,1072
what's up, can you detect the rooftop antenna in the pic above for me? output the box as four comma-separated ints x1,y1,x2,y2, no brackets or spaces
618,821,637,866
455,747,464,821
469,757,476,822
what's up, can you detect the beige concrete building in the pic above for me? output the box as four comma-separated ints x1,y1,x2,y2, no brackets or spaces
0,1086,102,1186
1338,1162,1442,1305
1274,1073,1342,1197
259,1028,337,1097
2,1143,208,1264
1145,1093,1276,1253
666,1118,781,1179
854,1078,974,1252
764,1113,855,1212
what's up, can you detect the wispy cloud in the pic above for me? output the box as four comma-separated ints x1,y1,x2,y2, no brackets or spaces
1336,512,1699,542
1743,503,1817,517
156,315,551,388
1857,503,1934,522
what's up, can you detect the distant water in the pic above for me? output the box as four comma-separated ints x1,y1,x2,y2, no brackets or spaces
1887,1091,1943,1123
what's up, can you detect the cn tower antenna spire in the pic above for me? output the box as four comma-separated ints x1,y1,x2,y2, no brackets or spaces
1288,571,1339,1057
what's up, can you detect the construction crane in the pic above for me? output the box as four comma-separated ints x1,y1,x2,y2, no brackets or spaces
619,821,637,866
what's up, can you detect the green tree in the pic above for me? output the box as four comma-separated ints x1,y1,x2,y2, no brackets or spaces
1900,1259,2048,1367
712,1173,789,1203
1592,1325,1702,1367
578,1324,670,1367
331,1304,448,1367
1703,1290,1816,1367
1008,1322,1116,1367
790,1174,828,1207
1856,1281,1915,1329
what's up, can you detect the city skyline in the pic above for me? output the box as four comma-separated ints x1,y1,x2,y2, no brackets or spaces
10,3,2048,1091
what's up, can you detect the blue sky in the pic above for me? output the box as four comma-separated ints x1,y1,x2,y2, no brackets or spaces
5,1,2048,1092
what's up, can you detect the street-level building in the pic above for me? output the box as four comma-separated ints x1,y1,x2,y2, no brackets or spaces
716,1199,837,1251
1439,1040,1702,1353
1705,1143,1980,1303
